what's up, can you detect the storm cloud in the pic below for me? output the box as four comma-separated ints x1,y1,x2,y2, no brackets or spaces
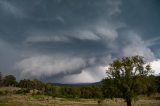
0,0,160,83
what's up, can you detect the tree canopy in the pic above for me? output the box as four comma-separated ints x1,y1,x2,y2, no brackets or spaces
102,56,154,106
3,75,17,86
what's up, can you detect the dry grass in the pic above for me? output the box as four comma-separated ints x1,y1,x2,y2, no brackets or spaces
0,87,160,106
0,94,160,106
0,87,21,91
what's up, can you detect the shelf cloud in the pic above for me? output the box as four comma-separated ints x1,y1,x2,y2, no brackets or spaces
0,0,160,83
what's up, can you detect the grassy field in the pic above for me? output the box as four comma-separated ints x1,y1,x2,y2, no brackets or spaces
0,87,160,106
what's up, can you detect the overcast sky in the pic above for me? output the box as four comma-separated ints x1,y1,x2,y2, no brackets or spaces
0,0,160,83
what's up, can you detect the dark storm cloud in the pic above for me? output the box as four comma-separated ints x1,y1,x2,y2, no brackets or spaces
0,0,160,83
120,0,160,38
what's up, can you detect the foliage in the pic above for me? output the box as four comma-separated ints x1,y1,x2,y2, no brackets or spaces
3,75,17,86
16,88,30,94
0,59,159,103
44,83,57,97
80,86,102,98
102,56,155,106
0,72,2,86
155,76,160,93
19,79,34,89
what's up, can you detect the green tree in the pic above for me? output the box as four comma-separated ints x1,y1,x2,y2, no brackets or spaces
3,75,17,86
44,83,57,97
103,56,154,106
79,86,102,98
18,79,34,89
0,72,2,86
155,76,160,93
32,79,44,90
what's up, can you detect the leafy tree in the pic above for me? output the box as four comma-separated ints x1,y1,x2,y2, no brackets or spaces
144,75,157,96
102,78,121,98
155,76,160,93
80,86,102,98
18,79,34,89
0,72,2,86
32,79,44,90
103,56,154,106
3,75,17,86
80,87,92,98
44,83,57,97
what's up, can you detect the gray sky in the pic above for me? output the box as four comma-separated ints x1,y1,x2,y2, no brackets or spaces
0,0,160,83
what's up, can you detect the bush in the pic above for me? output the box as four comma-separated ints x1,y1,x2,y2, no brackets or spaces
16,88,30,94
0,91,3,95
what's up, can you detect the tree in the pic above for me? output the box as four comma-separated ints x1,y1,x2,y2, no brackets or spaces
18,79,34,89
155,76,160,93
32,79,44,90
0,72,2,86
3,75,17,86
44,83,57,97
103,56,154,106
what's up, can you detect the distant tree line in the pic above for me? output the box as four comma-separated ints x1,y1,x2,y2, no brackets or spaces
0,71,159,99
0,72,103,98
0,56,160,106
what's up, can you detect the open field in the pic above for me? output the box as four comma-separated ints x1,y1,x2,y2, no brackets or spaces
0,87,160,106
0,94,160,106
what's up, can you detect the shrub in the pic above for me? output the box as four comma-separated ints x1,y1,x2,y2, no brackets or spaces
16,88,30,94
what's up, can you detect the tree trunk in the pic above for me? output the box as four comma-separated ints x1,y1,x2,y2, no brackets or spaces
126,98,132,106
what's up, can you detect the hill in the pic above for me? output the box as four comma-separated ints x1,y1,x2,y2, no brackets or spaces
53,82,102,87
